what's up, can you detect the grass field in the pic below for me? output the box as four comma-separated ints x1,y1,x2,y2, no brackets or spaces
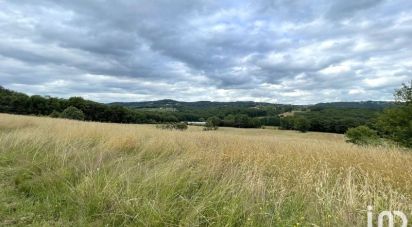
0,113,411,226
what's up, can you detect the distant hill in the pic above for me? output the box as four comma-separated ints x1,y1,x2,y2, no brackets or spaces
312,101,395,110
111,100,394,110
1,85,396,134
110,99,286,109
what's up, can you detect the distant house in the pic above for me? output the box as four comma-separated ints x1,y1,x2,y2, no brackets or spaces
186,121,206,126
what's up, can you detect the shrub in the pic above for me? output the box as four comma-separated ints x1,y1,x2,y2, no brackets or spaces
157,122,188,131
294,117,310,133
345,126,380,146
174,122,188,131
279,116,295,130
376,106,412,148
376,81,412,148
49,110,61,118
157,124,173,130
61,106,85,120
204,117,219,131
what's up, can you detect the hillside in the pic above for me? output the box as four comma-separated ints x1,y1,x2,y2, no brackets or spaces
313,101,395,110
111,99,394,110
0,114,411,226
0,86,395,133
111,99,289,110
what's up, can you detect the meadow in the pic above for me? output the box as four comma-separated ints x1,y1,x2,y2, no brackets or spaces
0,113,411,226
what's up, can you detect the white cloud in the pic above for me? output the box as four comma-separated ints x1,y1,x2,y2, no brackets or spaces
0,0,411,104
320,65,351,74
348,88,365,95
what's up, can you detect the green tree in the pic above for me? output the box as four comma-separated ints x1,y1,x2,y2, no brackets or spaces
377,105,412,147
280,116,294,130
345,126,380,146
68,97,87,110
29,95,49,115
204,116,220,130
234,114,250,128
61,106,85,120
250,118,262,128
49,110,61,118
395,81,412,104
294,117,311,132
377,81,412,148
260,116,280,126
223,115,235,127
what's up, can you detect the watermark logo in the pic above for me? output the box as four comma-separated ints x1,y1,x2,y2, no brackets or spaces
367,206,408,227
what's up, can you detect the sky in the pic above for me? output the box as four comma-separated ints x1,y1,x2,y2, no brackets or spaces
0,0,411,104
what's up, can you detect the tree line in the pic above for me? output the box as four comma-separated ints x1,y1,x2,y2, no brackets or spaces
344,82,411,148
0,87,181,124
0,86,282,128
279,108,380,133
0,84,392,133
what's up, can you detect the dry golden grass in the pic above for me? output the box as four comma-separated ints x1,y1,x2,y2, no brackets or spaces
0,113,411,226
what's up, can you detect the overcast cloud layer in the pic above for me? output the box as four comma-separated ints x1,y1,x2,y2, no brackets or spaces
0,0,411,104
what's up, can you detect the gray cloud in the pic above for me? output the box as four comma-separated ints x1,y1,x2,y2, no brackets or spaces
0,0,411,104
326,0,385,19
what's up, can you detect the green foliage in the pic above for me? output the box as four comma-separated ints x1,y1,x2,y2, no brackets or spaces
376,81,412,148
294,117,311,133
297,108,379,133
341,81,412,148
395,81,412,103
204,117,220,131
175,122,188,130
49,110,61,118
0,86,386,132
0,86,182,124
61,106,85,120
279,107,379,134
157,122,188,131
376,106,412,148
280,116,295,130
312,101,394,110
259,116,281,127
345,126,380,146
280,116,311,132
113,98,293,128
220,114,262,128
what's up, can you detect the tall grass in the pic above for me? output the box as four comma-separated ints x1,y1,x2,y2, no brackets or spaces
0,113,411,226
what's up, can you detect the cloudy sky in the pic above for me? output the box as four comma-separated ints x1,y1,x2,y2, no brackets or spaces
0,0,411,104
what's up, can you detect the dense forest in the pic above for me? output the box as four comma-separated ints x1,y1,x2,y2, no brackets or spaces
0,85,394,134
280,108,380,133
113,99,393,133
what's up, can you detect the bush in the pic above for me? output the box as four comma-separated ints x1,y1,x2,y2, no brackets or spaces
376,81,412,148
294,117,310,133
175,122,188,131
49,110,61,118
61,106,85,120
345,126,380,146
157,122,188,131
376,106,412,148
204,117,219,131
279,116,295,130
